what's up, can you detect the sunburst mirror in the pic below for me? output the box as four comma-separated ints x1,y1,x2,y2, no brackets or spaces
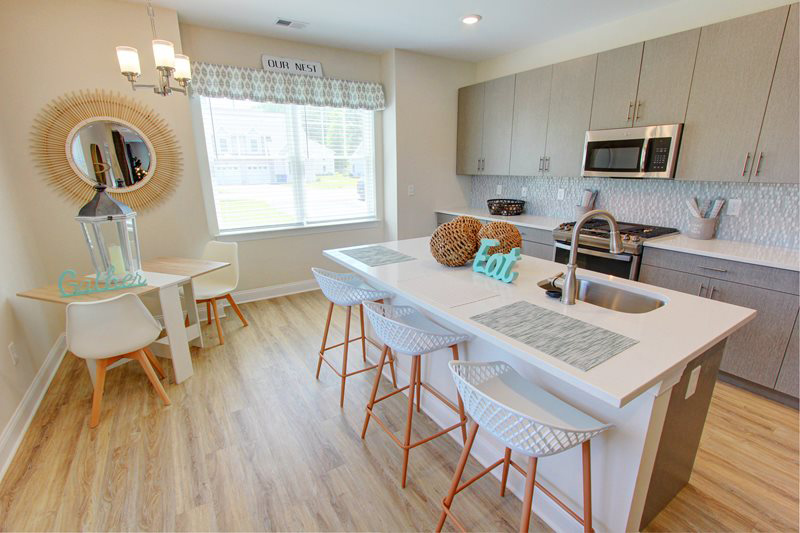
31,90,181,211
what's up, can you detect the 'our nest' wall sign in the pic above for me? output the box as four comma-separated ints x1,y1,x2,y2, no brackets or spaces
261,55,323,77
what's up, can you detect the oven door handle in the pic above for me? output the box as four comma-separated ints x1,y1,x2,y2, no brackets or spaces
554,241,632,262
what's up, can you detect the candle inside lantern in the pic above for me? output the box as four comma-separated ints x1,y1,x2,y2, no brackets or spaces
108,244,126,276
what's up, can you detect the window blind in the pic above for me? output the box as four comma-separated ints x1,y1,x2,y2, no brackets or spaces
199,96,377,232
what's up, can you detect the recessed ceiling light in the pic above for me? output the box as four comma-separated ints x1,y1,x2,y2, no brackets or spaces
461,14,482,25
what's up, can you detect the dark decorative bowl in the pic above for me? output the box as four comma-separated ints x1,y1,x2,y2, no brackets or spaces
487,198,525,216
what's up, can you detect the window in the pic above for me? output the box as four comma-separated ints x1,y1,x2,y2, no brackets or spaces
198,97,377,233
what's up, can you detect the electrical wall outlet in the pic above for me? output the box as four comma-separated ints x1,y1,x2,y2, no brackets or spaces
521,187,528,197
557,188,565,201
407,184,415,196
727,198,741,217
8,342,18,366
685,365,702,399
496,184,503,195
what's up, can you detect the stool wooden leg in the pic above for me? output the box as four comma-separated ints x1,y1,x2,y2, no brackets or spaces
143,347,166,380
316,302,334,379
436,420,480,532
387,347,398,388
339,306,352,408
361,345,389,438
520,456,538,533
206,300,211,325
359,303,367,363
135,350,171,406
211,298,224,345
582,440,593,533
500,447,512,497
401,355,419,488
225,293,249,327
89,359,109,428
451,345,468,443
415,358,422,413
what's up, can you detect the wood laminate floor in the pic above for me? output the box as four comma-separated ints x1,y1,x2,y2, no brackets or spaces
0,290,796,532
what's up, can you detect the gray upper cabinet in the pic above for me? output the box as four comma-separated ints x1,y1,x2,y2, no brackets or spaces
481,76,515,175
677,6,789,182
775,311,799,396
544,55,597,177
634,29,700,127
752,3,799,184
509,66,552,176
456,83,484,175
590,43,643,130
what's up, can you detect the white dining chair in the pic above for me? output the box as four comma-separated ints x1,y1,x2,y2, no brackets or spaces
194,241,248,345
436,360,611,533
66,293,171,428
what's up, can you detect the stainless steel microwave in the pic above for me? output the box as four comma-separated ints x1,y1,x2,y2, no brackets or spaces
581,123,683,179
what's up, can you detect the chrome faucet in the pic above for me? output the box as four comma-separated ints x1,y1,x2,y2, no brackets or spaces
557,210,624,305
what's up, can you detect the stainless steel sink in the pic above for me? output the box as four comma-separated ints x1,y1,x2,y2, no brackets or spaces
538,276,666,314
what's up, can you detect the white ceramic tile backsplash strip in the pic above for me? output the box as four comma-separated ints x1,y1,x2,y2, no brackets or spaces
471,176,800,249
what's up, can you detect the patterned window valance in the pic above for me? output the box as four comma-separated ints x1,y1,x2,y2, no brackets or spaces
190,61,385,111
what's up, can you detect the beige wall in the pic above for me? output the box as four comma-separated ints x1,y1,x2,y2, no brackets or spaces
476,0,795,82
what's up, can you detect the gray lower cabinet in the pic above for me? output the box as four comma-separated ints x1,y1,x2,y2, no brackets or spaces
640,256,800,394
590,42,644,130
752,3,799,184
521,240,555,261
677,6,789,182
776,312,799,396
456,83,484,175
543,54,597,177
509,66,552,176
436,212,457,226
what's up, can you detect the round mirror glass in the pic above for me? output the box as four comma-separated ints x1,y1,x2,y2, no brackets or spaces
69,120,153,190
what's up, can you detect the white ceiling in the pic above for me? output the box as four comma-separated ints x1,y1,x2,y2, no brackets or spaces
145,0,681,62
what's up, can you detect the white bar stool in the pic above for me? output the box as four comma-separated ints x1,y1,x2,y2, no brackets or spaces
311,268,397,407
66,293,171,428
437,361,611,533
361,301,469,488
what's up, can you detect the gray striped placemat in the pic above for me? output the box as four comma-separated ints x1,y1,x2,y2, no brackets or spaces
340,245,417,267
470,300,638,371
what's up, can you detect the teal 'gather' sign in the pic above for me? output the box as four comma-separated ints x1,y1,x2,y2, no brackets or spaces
58,266,147,297
473,238,521,283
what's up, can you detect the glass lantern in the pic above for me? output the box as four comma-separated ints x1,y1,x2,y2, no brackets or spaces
76,182,142,278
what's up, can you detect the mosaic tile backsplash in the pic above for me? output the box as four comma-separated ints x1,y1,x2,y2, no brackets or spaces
471,175,800,250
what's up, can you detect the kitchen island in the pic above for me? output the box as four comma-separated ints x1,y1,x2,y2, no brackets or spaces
325,237,755,532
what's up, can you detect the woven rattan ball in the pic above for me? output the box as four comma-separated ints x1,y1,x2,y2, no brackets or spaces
430,219,481,267
450,215,483,238
478,221,522,255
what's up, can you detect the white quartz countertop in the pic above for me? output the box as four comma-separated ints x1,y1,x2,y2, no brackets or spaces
644,234,800,272
325,237,755,408
436,207,562,231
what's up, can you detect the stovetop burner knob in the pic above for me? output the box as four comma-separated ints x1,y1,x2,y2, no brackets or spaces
631,235,641,242
622,234,631,241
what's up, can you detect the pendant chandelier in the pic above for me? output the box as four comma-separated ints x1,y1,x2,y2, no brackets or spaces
115,1,191,96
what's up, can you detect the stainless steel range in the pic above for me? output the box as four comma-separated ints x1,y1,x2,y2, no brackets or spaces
552,219,679,280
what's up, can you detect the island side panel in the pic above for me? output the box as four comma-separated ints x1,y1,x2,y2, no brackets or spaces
640,339,727,529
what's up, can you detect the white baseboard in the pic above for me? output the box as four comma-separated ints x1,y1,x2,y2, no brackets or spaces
232,279,317,303
0,333,67,483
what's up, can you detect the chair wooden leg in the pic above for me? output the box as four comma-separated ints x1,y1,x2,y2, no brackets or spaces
317,302,334,380
415,358,422,413
206,300,211,325
135,350,171,406
359,303,367,363
401,355,419,488
143,347,166,379
520,456,538,533
500,447,512,497
451,345,468,443
225,293,248,327
89,359,108,428
339,306,352,408
436,420,480,532
211,298,224,345
361,345,389,438
387,347,398,388
582,440,593,533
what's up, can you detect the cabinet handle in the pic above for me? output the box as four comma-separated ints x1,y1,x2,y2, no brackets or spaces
698,283,707,297
699,265,728,273
634,101,642,121
626,101,633,121
709,286,718,299
545,156,550,171
741,152,751,176
754,152,764,176
538,156,544,171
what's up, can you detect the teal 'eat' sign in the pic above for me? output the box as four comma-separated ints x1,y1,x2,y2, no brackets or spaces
473,238,521,283
58,266,148,297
